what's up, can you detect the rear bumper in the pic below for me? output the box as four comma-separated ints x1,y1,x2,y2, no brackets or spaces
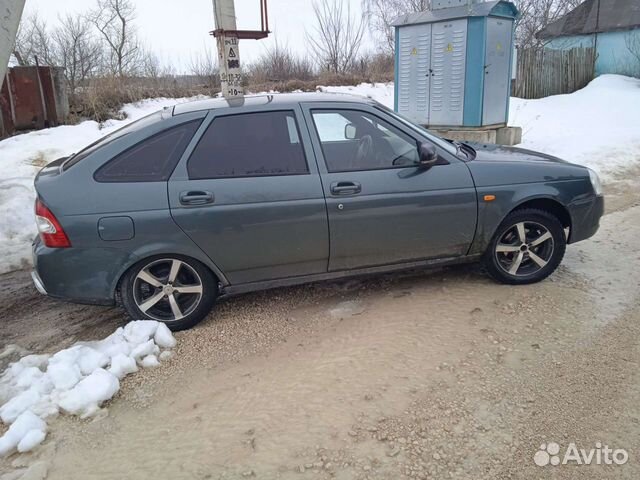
568,194,604,244
32,236,119,306
30,270,47,295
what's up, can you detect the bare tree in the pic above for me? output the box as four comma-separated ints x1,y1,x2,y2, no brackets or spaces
307,0,366,75
513,0,583,48
189,47,219,88
623,31,640,78
53,15,103,95
14,13,55,66
89,0,140,77
140,47,162,79
249,40,314,83
362,0,429,55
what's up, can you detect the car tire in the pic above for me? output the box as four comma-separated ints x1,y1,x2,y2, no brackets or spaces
120,255,217,331
483,208,566,285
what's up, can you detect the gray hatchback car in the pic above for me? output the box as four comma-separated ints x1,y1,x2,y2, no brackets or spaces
31,93,604,330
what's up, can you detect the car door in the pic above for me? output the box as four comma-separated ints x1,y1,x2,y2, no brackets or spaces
302,102,477,271
168,106,329,285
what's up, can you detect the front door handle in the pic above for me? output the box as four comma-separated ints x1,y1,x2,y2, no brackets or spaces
330,181,361,195
179,190,214,206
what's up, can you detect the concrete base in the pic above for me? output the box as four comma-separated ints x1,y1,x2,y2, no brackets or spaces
430,126,522,146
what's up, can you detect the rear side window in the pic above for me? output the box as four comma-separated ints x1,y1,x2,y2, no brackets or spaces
187,111,308,179
94,120,202,182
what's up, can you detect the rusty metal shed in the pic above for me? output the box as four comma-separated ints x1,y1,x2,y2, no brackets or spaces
1,66,69,137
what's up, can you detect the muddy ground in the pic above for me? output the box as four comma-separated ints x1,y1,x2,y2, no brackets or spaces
1,172,639,480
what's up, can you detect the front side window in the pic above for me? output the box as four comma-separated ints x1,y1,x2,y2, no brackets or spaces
94,119,202,182
187,111,308,179
311,109,420,173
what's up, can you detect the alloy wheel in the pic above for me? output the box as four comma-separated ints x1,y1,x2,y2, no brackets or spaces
133,258,203,322
494,221,555,277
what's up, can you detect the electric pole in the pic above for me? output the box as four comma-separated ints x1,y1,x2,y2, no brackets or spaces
212,0,243,98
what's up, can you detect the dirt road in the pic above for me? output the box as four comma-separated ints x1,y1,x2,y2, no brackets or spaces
1,175,639,480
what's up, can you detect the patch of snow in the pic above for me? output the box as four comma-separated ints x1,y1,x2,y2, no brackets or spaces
317,82,394,109
0,411,46,457
140,355,160,368
509,74,640,180
17,429,46,453
0,320,177,456
154,323,177,349
108,354,138,379
57,369,120,418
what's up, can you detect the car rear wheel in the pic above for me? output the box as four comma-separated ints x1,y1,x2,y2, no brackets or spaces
483,209,566,285
120,255,217,331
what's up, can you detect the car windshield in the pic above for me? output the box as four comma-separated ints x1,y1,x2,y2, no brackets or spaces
374,104,460,157
62,110,166,170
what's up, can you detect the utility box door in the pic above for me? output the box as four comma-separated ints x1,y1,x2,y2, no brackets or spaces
482,17,513,125
429,19,467,126
397,24,432,124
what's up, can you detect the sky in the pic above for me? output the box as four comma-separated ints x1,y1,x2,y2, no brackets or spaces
23,0,372,73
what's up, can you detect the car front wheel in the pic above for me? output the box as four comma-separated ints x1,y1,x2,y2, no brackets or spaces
120,255,217,331
483,208,566,285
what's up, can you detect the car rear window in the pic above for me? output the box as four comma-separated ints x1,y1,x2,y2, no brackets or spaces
63,111,166,171
94,120,202,182
187,111,308,179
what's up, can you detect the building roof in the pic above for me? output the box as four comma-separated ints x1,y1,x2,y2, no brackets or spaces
173,92,376,115
537,0,640,39
392,0,518,27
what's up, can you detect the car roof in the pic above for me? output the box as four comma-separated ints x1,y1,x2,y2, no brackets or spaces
172,91,378,115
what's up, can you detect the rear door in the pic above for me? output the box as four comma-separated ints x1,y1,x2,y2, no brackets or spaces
302,103,477,271
168,106,328,285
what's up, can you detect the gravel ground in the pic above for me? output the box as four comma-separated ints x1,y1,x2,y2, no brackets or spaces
0,175,639,480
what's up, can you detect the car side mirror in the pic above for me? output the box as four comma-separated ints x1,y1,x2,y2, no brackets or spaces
418,142,439,168
344,123,357,140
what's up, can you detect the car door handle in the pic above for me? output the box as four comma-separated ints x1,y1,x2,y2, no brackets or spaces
179,191,214,206
330,181,361,195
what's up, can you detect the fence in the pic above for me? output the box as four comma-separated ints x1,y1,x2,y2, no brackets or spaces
513,47,596,99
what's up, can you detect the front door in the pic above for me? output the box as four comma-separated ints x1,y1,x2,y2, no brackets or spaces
168,107,328,285
303,104,477,271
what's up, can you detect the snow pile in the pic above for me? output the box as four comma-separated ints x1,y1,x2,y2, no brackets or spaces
0,320,177,457
317,82,394,109
509,74,640,179
0,95,205,274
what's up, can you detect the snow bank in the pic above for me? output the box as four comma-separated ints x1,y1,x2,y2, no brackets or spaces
0,320,177,457
509,75,640,180
317,82,394,109
0,96,205,274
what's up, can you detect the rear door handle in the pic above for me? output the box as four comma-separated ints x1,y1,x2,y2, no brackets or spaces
179,190,214,206
330,181,361,195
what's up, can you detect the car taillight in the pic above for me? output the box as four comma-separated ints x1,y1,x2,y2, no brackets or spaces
35,199,71,248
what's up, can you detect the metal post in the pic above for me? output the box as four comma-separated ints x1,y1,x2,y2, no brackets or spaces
213,0,243,98
0,0,26,90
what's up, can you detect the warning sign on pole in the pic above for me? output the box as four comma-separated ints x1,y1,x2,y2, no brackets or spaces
213,0,244,98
